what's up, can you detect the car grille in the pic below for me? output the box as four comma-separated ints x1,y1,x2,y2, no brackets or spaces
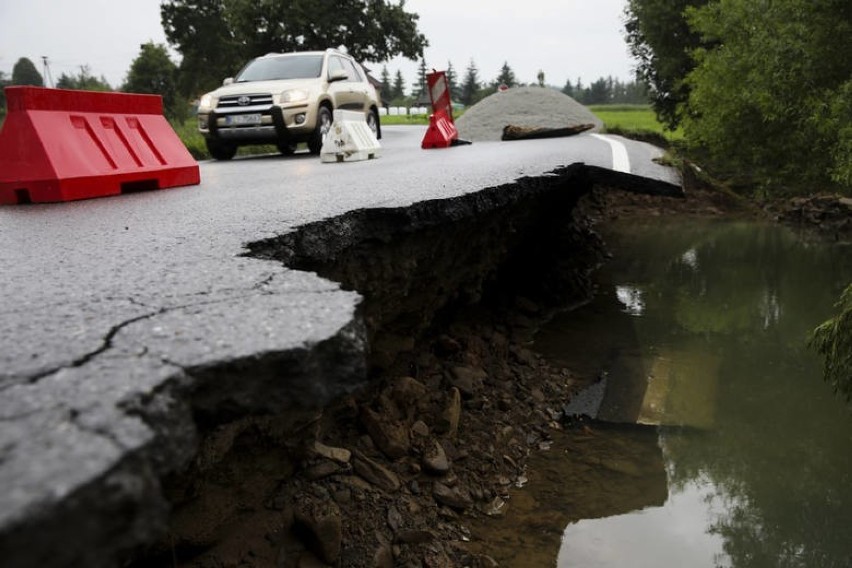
217,93,274,109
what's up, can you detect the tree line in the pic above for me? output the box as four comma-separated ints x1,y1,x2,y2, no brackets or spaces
379,59,649,107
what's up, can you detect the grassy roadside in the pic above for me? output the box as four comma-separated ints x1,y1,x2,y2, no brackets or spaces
588,104,682,143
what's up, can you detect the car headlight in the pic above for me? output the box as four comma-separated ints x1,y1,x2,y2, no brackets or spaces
198,93,215,112
280,89,309,104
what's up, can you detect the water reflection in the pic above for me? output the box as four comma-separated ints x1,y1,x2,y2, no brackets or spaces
559,477,730,568
478,220,852,567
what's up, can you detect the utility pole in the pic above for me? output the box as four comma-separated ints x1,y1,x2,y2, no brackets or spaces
41,56,54,88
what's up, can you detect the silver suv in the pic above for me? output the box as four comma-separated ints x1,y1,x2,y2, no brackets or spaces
197,49,382,160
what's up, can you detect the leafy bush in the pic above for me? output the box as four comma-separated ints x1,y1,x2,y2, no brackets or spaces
683,0,852,194
811,284,852,403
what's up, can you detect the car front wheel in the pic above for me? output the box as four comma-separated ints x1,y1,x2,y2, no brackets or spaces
308,106,333,154
367,107,382,140
206,139,237,161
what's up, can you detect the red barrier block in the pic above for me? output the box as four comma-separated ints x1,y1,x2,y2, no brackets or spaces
0,87,200,204
421,109,460,149
426,71,454,122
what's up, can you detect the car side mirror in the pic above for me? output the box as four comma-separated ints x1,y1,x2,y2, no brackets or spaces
222,77,234,86
328,69,348,83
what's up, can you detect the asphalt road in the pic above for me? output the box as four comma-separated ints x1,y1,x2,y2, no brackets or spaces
0,125,681,565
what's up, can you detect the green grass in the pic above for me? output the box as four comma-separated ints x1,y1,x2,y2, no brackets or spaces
381,113,430,126
588,104,683,142
170,116,208,159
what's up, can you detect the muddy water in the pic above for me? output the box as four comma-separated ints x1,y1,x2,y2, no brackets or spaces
471,219,852,567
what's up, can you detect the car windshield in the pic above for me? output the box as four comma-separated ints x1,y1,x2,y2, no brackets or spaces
235,54,323,82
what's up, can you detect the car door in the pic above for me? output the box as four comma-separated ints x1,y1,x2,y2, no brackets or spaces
326,55,364,112
341,58,372,113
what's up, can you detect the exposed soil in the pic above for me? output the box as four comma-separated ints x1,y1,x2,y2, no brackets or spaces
126,179,749,568
129,132,849,567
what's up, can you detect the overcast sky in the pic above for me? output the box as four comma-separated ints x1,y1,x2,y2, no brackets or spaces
0,0,635,91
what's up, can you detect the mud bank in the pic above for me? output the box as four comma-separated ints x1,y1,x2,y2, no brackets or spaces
128,169,637,568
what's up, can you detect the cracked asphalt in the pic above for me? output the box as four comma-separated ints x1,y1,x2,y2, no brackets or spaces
0,125,680,565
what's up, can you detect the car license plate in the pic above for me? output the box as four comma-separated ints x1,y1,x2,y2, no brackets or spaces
225,113,261,126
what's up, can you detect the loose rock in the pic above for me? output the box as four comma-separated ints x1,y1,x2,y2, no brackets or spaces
351,451,400,492
293,495,343,565
360,406,410,459
422,440,451,475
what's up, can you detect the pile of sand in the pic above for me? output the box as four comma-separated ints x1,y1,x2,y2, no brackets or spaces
455,86,603,142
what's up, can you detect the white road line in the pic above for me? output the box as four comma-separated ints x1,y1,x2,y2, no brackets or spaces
590,133,631,174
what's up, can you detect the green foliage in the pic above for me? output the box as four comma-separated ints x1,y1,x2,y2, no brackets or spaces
446,61,460,102
810,284,852,402
0,71,8,119
494,61,517,88
124,42,186,121
564,76,649,105
170,116,209,159
391,69,406,101
56,66,112,91
624,0,708,129
161,0,427,98
414,58,428,99
379,65,391,97
683,0,852,193
161,0,241,96
11,57,44,86
460,60,481,106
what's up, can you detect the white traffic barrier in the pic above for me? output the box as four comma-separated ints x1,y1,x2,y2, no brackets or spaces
320,109,381,163
389,106,401,116
379,107,388,116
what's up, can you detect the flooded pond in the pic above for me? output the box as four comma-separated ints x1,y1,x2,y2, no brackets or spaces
471,219,852,567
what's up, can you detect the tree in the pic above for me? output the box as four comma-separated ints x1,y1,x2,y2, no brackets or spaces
561,78,575,99
414,57,428,99
12,57,43,86
446,60,460,102
460,60,481,106
391,69,406,101
161,0,428,98
683,0,852,192
56,66,112,91
160,0,241,97
624,0,709,129
811,284,852,403
586,77,610,104
0,71,8,119
380,65,391,96
123,42,185,120
494,61,517,88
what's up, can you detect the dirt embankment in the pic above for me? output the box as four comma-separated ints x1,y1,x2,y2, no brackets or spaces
131,91,849,567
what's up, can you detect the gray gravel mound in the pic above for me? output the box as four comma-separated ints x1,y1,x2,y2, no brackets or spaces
455,86,603,142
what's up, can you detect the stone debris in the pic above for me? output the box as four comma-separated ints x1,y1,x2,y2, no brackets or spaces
455,86,603,142
422,440,451,475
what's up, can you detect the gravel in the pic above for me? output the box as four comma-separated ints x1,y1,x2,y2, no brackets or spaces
455,86,603,142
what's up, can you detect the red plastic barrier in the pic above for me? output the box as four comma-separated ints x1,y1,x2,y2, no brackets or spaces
421,109,460,149
0,87,200,204
426,71,453,122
